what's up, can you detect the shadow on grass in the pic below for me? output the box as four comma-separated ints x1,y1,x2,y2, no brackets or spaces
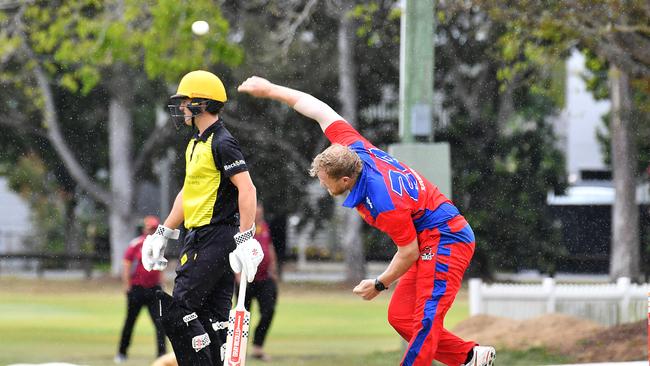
249,348,568,366
245,351,400,366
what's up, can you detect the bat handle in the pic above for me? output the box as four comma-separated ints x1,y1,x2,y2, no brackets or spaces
237,268,248,310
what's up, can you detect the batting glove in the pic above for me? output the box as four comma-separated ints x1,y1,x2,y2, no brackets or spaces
229,225,264,282
142,225,180,271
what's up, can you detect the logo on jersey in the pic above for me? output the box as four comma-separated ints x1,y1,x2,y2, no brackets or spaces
365,197,374,209
421,246,434,261
183,312,198,324
192,333,211,351
224,160,246,171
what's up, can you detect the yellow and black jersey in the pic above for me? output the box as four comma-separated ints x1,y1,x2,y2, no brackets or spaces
183,119,248,229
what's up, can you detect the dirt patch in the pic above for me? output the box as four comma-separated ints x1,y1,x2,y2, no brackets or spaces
562,320,648,363
452,314,647,362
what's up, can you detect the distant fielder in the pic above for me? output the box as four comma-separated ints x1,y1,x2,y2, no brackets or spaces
238,76,495,366
141,70,263,366
115,216,167,363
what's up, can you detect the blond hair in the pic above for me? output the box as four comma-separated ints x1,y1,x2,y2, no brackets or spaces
309,144,362,179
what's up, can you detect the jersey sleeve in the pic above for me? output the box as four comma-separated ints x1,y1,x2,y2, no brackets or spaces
324,120,371,147
375,209,417,246
213,135,249,178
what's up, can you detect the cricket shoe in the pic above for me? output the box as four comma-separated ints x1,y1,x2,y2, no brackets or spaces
464,345,495,366
113,353,127,364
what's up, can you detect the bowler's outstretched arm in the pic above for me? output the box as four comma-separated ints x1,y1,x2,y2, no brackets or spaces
238,76,343,132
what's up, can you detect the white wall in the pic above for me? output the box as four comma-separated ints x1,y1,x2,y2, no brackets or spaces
557,50,611,183
0,177,32,252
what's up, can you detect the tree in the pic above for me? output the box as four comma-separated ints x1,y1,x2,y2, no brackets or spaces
231,0,569,277
4,154,68,254
0,0,241,274
475,0,650,279
329,0,365,284
222,0,369,283
609,66,640,279
220,1,335,271
586,52,650,279
438,3,568,276
1,0,573,280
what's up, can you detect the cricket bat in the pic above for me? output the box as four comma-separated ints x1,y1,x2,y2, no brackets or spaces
224,269,250,366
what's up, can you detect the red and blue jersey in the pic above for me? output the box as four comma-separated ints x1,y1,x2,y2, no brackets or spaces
325,120,459,247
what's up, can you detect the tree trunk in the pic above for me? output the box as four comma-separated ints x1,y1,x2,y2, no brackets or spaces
336,3,366,285
608,65,640,281
296,220,315,271
26,41,112,206
108,65,135,276
64,197,82,269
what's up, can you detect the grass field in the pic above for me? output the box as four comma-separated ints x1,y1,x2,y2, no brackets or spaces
0,276,567,366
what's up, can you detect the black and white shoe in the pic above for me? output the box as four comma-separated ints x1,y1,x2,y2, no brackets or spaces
464,346,496,366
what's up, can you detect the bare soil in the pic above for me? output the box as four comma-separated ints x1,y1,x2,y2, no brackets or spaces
452,314,648,363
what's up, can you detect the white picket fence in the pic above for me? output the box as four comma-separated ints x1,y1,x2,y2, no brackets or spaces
468,277,650,326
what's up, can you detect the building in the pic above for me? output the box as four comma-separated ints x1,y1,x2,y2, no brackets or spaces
549,50,649,274
0,177,32,252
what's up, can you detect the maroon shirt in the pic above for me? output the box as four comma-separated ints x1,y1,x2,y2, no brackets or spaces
124,235,162,288
253,221,274,281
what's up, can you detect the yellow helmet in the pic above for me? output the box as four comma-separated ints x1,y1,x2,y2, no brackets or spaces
171,70,227,102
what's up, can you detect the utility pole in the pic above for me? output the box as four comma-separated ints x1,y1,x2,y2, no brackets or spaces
391,0,452,197
399,0,435,142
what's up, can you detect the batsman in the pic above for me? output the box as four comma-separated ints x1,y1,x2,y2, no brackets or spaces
238,76,495,366
141,70,263,365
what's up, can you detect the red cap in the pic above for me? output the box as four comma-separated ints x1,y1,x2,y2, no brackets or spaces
143,215,160,229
